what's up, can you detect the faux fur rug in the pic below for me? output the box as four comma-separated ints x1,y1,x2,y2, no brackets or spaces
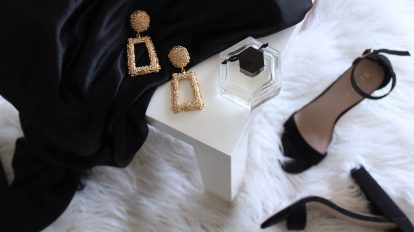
1,0,414,231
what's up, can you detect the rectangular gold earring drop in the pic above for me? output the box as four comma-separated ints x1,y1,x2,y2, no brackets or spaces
127,10,161,77
171,71,204,113
168,46,204,113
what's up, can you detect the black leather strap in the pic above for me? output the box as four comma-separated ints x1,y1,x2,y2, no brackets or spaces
371,49,411,57
280,115,326,173
351,49,410,100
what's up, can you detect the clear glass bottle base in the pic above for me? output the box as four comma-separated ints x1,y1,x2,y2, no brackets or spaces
219,37,282,110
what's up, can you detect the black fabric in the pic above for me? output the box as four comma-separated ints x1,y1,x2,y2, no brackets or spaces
1,139,81,232
0,0,312,231
0,161,7,190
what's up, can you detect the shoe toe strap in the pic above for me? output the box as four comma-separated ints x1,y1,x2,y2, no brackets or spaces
351,49,410,100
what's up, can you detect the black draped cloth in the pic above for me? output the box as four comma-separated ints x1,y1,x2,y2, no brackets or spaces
0,0,312,231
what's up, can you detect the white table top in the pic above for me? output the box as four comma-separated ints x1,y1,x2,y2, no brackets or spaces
146,25,300,156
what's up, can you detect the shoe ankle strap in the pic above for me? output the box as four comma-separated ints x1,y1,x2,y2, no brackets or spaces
351,49,410,100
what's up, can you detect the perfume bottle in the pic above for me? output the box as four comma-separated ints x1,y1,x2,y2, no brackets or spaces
219,37,282,110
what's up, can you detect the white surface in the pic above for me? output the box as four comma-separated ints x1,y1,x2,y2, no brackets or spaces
146,23,301,201
146,25,298,156
1,0,414,231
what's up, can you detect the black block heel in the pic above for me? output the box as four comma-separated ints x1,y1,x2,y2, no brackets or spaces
351,166,414,232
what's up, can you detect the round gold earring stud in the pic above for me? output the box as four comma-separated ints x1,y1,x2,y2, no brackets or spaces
168,46,190,71
130,10,150,35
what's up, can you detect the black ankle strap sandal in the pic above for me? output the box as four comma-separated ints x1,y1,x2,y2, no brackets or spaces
261,166,414,232
280,49,410,174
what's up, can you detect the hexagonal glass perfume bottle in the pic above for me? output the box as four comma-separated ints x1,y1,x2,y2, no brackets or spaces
219,37,282,110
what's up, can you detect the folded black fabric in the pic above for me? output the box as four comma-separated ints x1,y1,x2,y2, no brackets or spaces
0,0,312,231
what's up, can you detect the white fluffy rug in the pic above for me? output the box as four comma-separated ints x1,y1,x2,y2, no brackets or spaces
1,0,414,231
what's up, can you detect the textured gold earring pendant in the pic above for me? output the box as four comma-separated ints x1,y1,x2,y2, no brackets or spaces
127,10,161,77
168,46,204,113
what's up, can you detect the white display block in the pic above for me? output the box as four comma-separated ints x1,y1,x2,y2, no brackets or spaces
146,23,303,202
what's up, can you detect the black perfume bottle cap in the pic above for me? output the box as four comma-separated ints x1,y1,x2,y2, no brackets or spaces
239,47,265,77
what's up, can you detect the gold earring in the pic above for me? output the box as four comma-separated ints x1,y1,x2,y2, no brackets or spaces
127,10,161,77
168,46,204,113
